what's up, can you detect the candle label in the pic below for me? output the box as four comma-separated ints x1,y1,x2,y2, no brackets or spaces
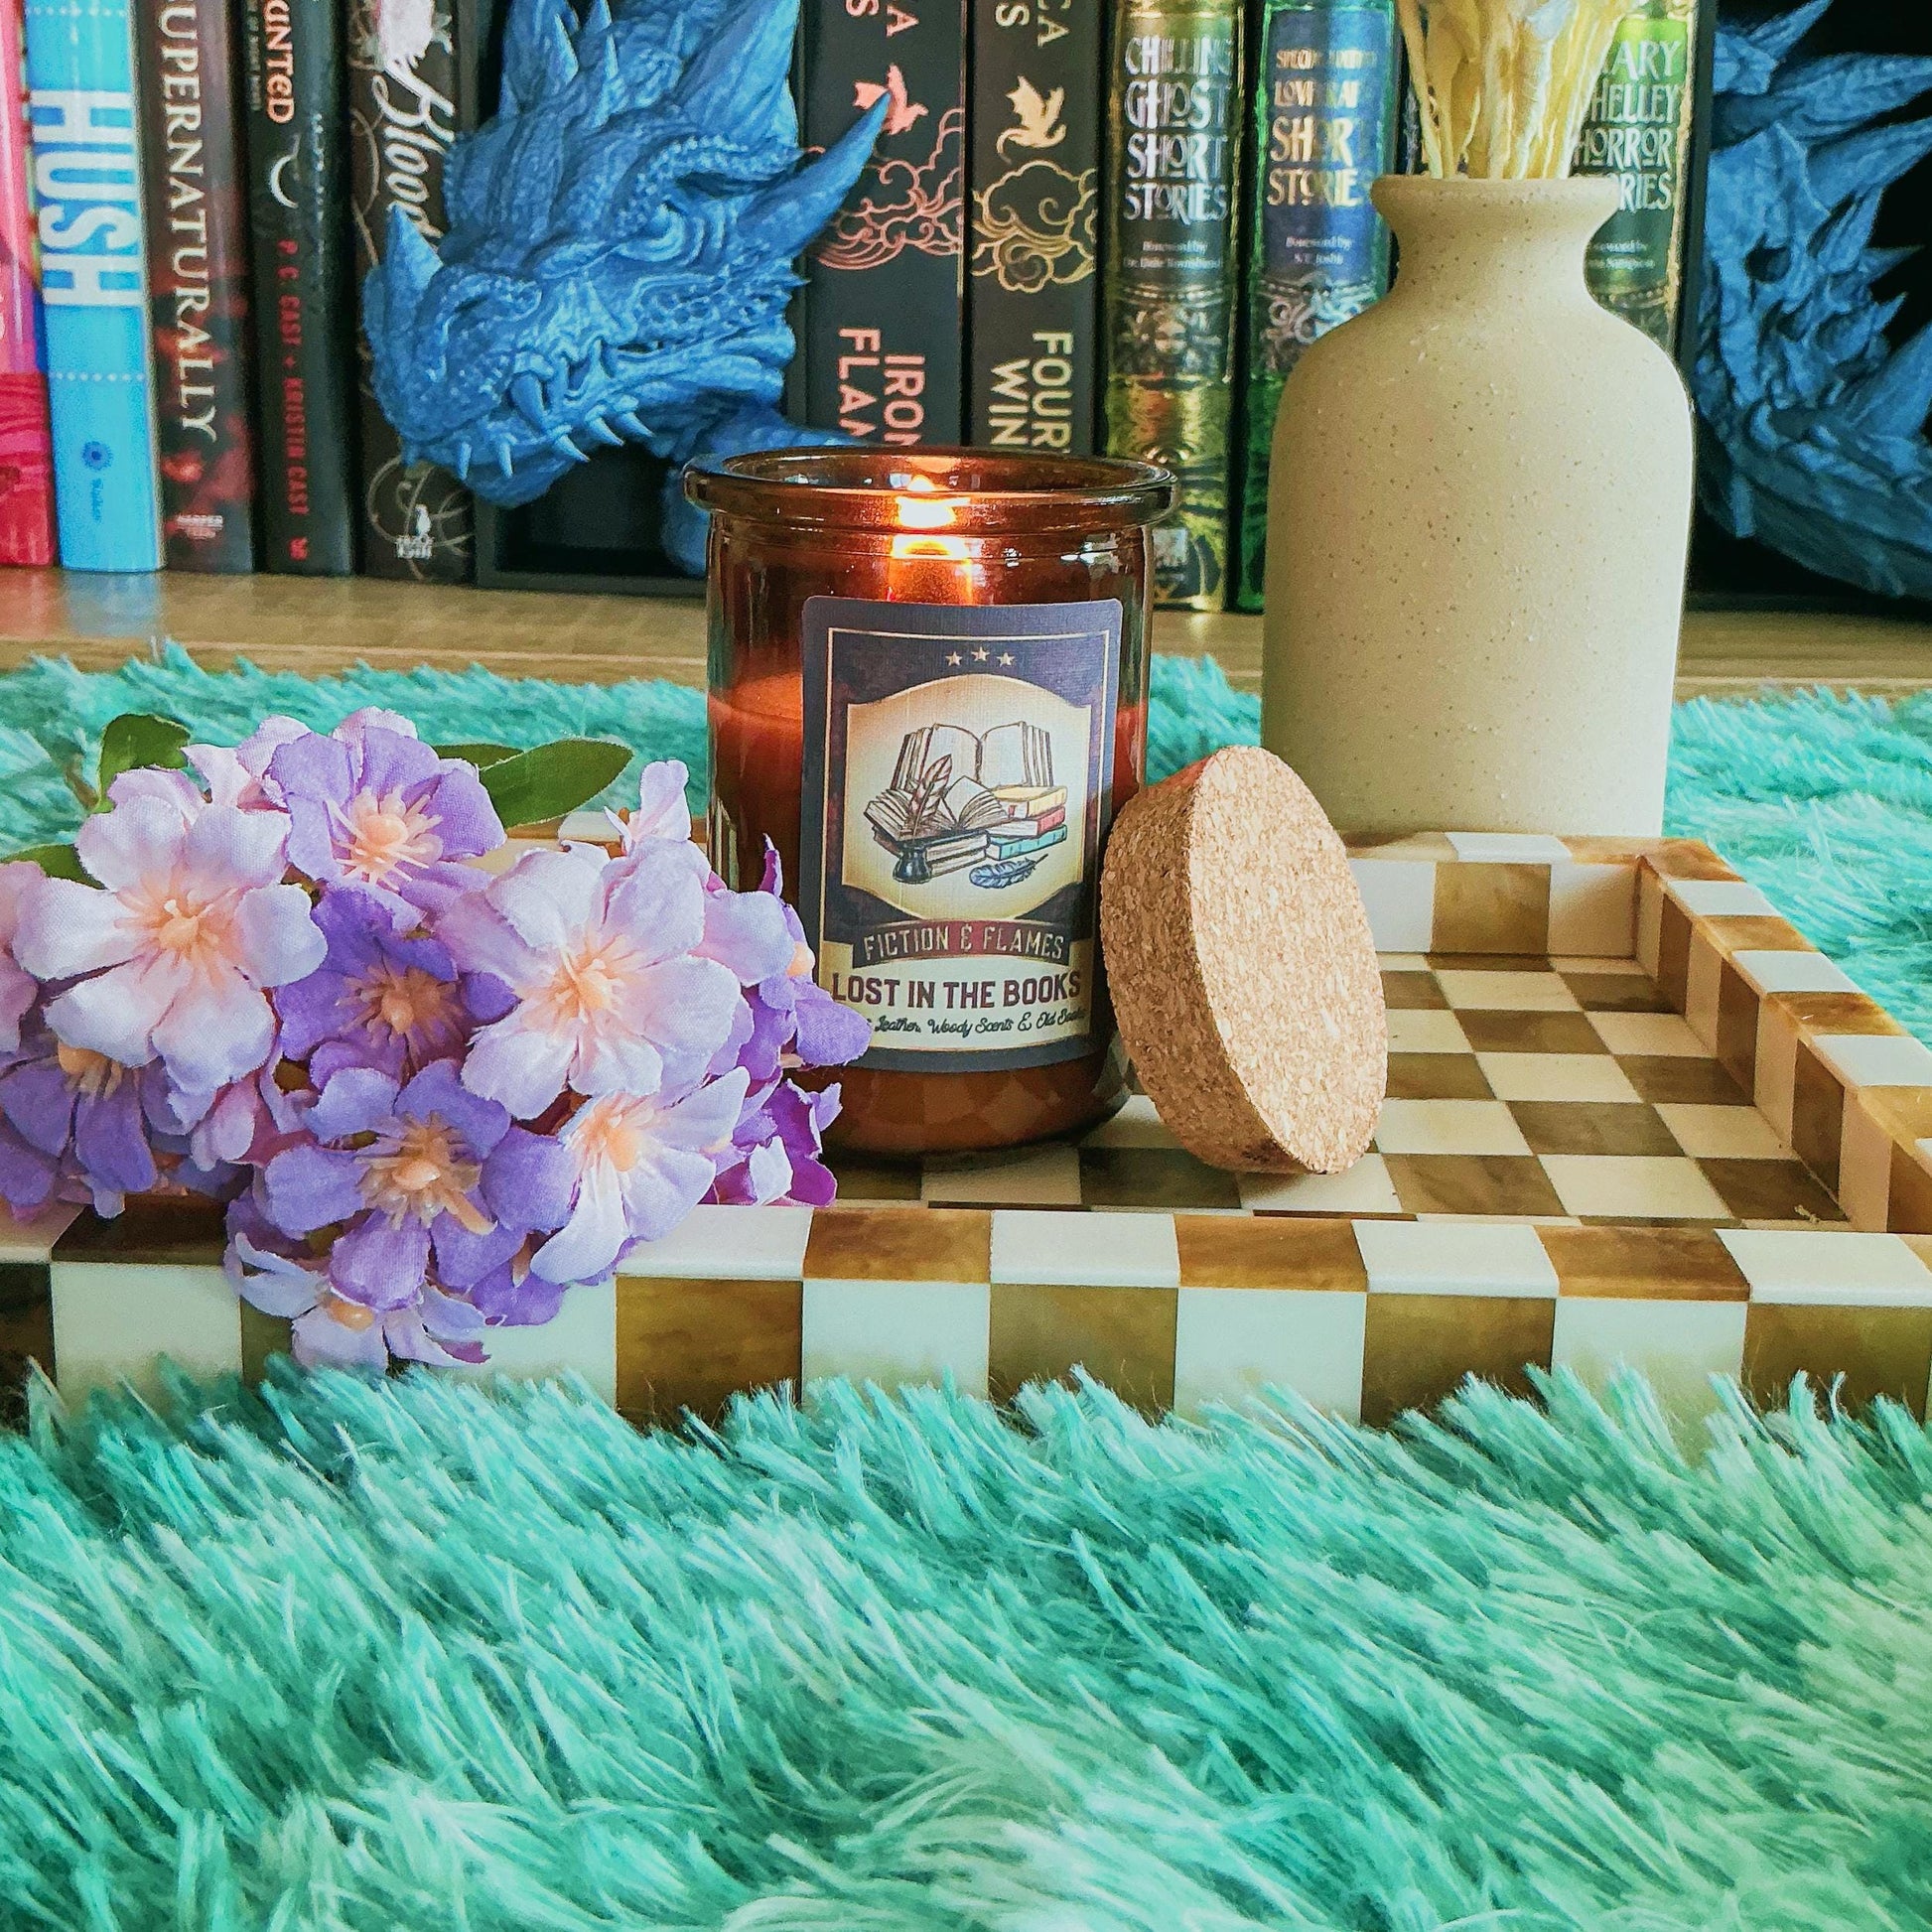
799,594,1121,1073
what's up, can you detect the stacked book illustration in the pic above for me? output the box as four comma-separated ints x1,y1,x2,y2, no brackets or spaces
864,721,1068,887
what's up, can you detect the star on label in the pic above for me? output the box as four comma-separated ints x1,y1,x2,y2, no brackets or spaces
998,652,1015,666
972,646,990,661
945,651,963,666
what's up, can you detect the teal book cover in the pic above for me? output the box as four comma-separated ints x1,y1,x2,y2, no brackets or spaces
1234,0,1399,611
24,0,162,572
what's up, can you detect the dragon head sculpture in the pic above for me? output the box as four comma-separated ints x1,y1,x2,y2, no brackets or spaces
1695,0,1932,603
361,0,885,572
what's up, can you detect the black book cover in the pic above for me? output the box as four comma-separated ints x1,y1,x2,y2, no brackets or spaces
138,0,257,571
240,0,356,574
346,0,472,581
798,0,966,446
967,0,1101,454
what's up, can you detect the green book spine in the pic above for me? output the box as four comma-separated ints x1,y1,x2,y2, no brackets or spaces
1233,0,1399,613
1101,0,1242,611
1576,0,1701,349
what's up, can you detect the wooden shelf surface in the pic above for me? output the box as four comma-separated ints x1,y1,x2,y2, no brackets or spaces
0,568,1927,698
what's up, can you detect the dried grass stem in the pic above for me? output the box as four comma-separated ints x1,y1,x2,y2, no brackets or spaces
1402,0,1633,180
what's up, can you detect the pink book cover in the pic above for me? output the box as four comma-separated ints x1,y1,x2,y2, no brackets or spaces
0,0,53,567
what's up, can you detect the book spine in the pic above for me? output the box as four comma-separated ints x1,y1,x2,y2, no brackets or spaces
966,0,1102,455
138,0,257,572
1233,0,1398,612
0,0,53,564
23,0,163,572
345,0,471,582
1576,0,1699,351
239,0,355,573
797,0,966,446
1101,0,1241,611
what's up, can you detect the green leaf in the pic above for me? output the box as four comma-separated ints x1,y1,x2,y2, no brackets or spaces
435,741,520,768
478,739,631,829
96,713,191,800
9,842,90,882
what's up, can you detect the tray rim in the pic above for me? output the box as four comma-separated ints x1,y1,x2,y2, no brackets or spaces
9,832,1932,1426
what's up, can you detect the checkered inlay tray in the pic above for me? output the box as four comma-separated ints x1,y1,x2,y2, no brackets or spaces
6,833,1932,1430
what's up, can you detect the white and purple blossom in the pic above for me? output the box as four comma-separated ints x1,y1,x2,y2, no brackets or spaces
272,721,503,923
442,839,741,1117
183,715,310,813
14,797,327,1094
614,760,797,987
156,1063,309,1175
531,1066,749,1285
613,758,695,849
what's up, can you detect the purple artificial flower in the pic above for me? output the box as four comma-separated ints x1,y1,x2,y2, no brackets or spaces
155,1062,309,1175
0,1112,61,1220
440,839,742,1118
274,887,505,1085
0,862,43,1053
725,846,872,1084
711,1076,843,1208
271,719,503,925
0,1019,164,1210
0,1008,174,1215
616,760,797,988
614,758,696,847
530,1066,749,1285
255,1059,567,1312
14,796,327,1094
182,715,312,813
225,1193,490,1370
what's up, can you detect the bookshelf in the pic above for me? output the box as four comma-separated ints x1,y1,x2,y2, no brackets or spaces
0,572,1926,699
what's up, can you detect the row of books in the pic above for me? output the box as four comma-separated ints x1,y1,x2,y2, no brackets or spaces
0,0,1700,605
795,0,1702,612
0,0,473,579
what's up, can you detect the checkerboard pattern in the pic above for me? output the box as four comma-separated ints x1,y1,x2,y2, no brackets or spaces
8,836,1932,1430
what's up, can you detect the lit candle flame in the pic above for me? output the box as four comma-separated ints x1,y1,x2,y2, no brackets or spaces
891,474,971,560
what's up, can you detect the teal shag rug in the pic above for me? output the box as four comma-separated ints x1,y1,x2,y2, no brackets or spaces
2,646,1929,1037
4,1366,1932,1929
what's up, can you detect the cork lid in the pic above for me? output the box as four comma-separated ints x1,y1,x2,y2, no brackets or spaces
1099,747,1387,1174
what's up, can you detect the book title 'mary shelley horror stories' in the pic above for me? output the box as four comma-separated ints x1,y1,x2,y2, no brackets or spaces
1576,0,1700,348
1103,0,1241,612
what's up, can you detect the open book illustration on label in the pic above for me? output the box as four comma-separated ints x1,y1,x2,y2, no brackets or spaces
864,718,1069,887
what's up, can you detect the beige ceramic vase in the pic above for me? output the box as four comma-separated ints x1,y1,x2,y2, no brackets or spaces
1261,176,1693,836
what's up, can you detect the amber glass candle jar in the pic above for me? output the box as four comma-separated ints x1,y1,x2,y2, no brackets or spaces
686,449,1174,1157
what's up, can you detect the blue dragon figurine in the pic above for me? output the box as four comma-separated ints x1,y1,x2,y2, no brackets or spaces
360,0,886,574
1696,0,1932,603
